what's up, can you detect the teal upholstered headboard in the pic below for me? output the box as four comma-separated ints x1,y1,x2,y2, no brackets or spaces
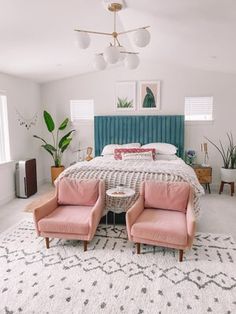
94,115,185,158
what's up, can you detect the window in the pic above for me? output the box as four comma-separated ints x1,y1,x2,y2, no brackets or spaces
0,94,10,163
70,99,94,122
185,96,213,121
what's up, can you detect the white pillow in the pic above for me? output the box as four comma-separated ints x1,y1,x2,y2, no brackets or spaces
101,144,121,156
155,154,178,161
123,151,153,161
101,143,141,155
142,143,177,155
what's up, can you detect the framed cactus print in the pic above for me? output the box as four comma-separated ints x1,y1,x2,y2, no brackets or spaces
115,81,136,111
139,81,161,110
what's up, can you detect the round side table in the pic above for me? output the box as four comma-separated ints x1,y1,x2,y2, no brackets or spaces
106,187,135,228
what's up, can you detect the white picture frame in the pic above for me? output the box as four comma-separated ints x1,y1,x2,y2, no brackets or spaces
139,81,161,110
115,81,136,111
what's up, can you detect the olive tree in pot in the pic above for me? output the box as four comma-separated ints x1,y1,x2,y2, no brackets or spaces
34,111,75,183
206,133,236,182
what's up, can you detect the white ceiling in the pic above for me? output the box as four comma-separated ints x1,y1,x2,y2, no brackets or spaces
0,0,236,83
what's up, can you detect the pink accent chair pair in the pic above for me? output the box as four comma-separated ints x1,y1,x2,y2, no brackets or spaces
33,178,105,251
126,181,196,262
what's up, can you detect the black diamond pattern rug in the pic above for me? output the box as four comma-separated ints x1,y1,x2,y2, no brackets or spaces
0,219,236,313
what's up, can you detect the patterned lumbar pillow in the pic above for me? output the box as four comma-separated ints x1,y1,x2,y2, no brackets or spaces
114,148,156,160
122,151,154,161
101,143,141,155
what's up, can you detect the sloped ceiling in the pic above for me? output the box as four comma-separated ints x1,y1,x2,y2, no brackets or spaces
0,0,235,83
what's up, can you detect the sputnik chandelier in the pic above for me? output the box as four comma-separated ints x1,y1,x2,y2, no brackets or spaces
74,2,151,70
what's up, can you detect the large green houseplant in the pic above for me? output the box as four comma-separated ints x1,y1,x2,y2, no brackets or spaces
206,132,236,182
34,110,75,182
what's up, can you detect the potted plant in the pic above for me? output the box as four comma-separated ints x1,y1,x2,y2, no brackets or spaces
34,110,75,183
206,133,236,182
185,149,196,166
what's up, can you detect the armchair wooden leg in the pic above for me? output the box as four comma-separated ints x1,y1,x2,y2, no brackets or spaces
136,243,141,254
45,237,49,249
83,241,88,252
179,249,184,262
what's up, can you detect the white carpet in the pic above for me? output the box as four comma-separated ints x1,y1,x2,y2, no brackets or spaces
0,220,236,314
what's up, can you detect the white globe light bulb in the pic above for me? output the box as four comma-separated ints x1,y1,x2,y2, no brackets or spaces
118,46,126,61
74,31,91,49
104,46,120,64
93,54,107,71
124,54,140,69
133,28,150,47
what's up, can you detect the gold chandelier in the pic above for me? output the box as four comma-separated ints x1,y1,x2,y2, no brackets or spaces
74,2,151,70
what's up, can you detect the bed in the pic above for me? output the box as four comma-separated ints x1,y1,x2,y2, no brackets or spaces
57,115,204,218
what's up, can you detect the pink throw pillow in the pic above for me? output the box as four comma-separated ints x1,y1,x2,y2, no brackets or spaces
58,178,99,206
114,148,156,160
144,181,190,212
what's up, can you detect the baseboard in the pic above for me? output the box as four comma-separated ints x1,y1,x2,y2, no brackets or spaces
0,193,15,206
38,178,49,186
0,178,49,207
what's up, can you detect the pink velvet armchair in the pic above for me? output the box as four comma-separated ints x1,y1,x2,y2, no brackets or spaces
126,181,196,262
33,178,105,251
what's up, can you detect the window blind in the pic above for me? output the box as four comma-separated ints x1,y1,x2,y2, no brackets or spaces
0,94,10,163
185,96,213,121
70,100,94,121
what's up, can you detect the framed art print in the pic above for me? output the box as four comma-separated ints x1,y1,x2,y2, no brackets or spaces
139,81,161,110
115,81,136,111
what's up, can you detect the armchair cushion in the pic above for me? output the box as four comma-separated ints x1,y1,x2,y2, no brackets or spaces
144,181,190,212
131,208,188,246
58,178,99,206
38,205,92,235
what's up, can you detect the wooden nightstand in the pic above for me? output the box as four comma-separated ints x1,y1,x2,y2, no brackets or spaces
191,164,212,193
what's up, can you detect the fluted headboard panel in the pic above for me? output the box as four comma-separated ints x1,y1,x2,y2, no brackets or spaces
94,115,184,158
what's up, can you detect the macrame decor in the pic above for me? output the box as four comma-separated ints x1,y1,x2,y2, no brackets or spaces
15,109,38,130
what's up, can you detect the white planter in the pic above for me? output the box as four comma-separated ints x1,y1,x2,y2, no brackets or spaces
220,168,236,182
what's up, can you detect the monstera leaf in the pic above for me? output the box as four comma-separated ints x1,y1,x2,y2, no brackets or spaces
143,87,156,108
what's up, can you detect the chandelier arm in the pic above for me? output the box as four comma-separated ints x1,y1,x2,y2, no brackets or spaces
118,26,150,36
124,51,139,55
74,29,112,36
97,51,139,55
115,37,121,46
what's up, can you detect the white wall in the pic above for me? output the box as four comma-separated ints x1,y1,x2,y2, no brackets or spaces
0,73,43,205
41,61,236,185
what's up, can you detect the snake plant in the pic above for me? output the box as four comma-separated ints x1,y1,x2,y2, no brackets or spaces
205,132,236,169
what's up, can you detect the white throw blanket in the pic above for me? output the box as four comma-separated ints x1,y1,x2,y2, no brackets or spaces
57,157,204,217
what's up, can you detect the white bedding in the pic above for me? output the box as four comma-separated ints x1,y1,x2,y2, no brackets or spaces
57,156,204,217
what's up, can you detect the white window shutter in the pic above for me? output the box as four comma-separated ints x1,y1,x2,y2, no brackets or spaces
70,100,94,121
0,94,10,163
185,97,213,121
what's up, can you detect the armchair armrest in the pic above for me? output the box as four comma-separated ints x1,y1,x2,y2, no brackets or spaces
33,193,58,236
126,196,144,240
186,188,196,248
88,181,106,239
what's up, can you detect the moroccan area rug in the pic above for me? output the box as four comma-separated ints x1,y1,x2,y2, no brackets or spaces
24,191,55,213
0,219,236,314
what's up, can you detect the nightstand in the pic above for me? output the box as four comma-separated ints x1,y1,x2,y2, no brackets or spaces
191,164,212,193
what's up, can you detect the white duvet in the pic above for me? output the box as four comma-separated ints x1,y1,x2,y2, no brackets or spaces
57,156,204,217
